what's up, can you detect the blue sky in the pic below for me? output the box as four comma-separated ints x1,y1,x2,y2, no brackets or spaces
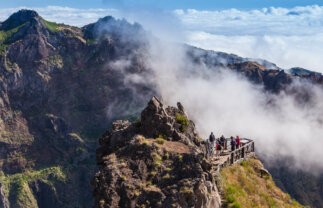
1,0,323,10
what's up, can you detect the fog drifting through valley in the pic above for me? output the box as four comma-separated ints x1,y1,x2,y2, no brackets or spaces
144,39,323,173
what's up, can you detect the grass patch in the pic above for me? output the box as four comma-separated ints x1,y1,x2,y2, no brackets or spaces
152,153,163,169
149,171,157,177
0,44,7,55
177,155,183,163
163,152,170,160
220,158,305,208
162,173,170,180
155,137,166,144
175,113,189,132
41,19,68,32
86,38,96,44
0,166,66,207
0,23,25,43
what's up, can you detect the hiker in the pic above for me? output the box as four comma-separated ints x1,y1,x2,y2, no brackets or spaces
235,136,241,149
230,136,236,151
220,135,226,150
207,132,216,158
216,138,222,158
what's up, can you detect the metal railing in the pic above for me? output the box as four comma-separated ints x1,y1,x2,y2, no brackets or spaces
215,140,255,171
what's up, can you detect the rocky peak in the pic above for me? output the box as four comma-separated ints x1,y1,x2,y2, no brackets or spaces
82,15,144,45
140,96,200,147
92,97,221,208
0,9,40,31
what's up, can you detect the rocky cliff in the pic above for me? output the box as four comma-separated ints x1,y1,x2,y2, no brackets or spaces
92,96,221,208
0,9,157,208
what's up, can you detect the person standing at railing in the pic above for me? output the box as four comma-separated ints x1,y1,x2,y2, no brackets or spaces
216,138,222,158
230,136,236,151
235,136,241,149
207,132,216,158
220,135,226,150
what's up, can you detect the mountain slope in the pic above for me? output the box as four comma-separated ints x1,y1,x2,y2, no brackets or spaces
219,158,304,208
0,9,157,208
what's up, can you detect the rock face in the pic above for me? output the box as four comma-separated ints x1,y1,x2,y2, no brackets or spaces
0,182,9,208
92,97,221,208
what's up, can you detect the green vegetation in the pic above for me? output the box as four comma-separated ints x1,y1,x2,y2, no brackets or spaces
152,153,163,169
86,38,96,44
0,23,25,54
41,19,67,32
142,141,150,146
0,44,7,55
0,23,25,42
163,152,170,160
0,166,66,207
175,113,189,132
149,171,157,177
42,19,61,32
162,173,170,180
177,154,183,162
155,137,166,144
134,117,141,128
155,134,167,144
179,186,193,194
134,189,141,197
220,158,305,208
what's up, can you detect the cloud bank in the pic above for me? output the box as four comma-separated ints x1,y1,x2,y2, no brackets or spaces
174,5,323,72
145,39,323,173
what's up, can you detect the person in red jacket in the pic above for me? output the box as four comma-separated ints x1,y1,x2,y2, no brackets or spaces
235,136,241,149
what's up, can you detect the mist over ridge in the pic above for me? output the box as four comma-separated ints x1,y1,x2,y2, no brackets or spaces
95,16,323,173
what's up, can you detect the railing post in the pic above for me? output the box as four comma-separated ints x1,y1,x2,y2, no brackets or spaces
231,152,234,164
242,147,245,158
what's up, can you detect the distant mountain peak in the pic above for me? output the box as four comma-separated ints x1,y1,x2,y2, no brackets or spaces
0,9,40,30
83,15,144,41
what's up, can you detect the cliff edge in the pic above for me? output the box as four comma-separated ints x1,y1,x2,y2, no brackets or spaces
92,96,221,208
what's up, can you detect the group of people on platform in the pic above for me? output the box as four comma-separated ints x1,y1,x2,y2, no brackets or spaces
207,132,242,159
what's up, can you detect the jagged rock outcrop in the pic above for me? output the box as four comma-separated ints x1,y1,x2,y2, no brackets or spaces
92,96,221,208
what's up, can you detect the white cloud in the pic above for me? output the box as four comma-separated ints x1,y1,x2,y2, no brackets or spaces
174,5,323,72
174,5,323,36
187,31,323,72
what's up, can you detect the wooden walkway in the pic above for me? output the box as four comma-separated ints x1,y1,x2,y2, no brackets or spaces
209,139,256,172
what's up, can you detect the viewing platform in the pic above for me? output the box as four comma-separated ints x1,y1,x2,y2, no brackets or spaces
210,139,255,172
